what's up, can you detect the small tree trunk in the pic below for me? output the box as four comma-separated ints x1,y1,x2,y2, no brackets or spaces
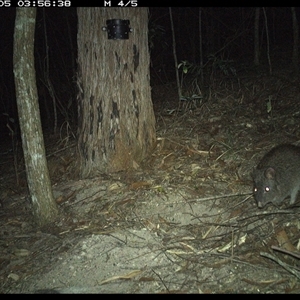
254,7,260,66
13,8,58,227
291,7,299,73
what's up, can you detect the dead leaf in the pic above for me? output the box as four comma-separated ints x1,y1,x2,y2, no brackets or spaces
100,269,143,285
276,230,296,252
129,181,151,190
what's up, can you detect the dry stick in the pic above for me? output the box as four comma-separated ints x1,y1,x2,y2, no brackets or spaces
191,192,252,202
6,122,19,185
271,246,300,260
45,142,76,158
260,252,300,279
152,268,170,293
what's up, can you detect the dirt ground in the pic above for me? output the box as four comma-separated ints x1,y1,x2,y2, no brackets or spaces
1,67,300,293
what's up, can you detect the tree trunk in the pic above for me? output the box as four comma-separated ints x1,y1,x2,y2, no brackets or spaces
254,7,260,66
291,7,299,73
13,8,58,227
77,8,156,177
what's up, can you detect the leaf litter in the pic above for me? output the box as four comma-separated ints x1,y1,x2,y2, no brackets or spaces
1,70,300,293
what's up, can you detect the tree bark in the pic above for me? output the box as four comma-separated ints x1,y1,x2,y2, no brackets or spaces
254,7,260,66
13,8,58,227
291,7,299,73
77,8,156,177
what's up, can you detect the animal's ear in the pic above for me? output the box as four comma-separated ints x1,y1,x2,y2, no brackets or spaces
250,168,256,179
265,167,276,179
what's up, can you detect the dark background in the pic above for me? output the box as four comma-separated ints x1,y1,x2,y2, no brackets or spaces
0,7,298,141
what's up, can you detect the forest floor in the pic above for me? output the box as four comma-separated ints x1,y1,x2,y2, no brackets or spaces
1,64,300,293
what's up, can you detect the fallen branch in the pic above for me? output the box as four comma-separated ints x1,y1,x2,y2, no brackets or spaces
260,252,300,279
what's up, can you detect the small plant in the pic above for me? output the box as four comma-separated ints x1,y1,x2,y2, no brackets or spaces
207,54,237,77
178,61,203,110
3,113,20,184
